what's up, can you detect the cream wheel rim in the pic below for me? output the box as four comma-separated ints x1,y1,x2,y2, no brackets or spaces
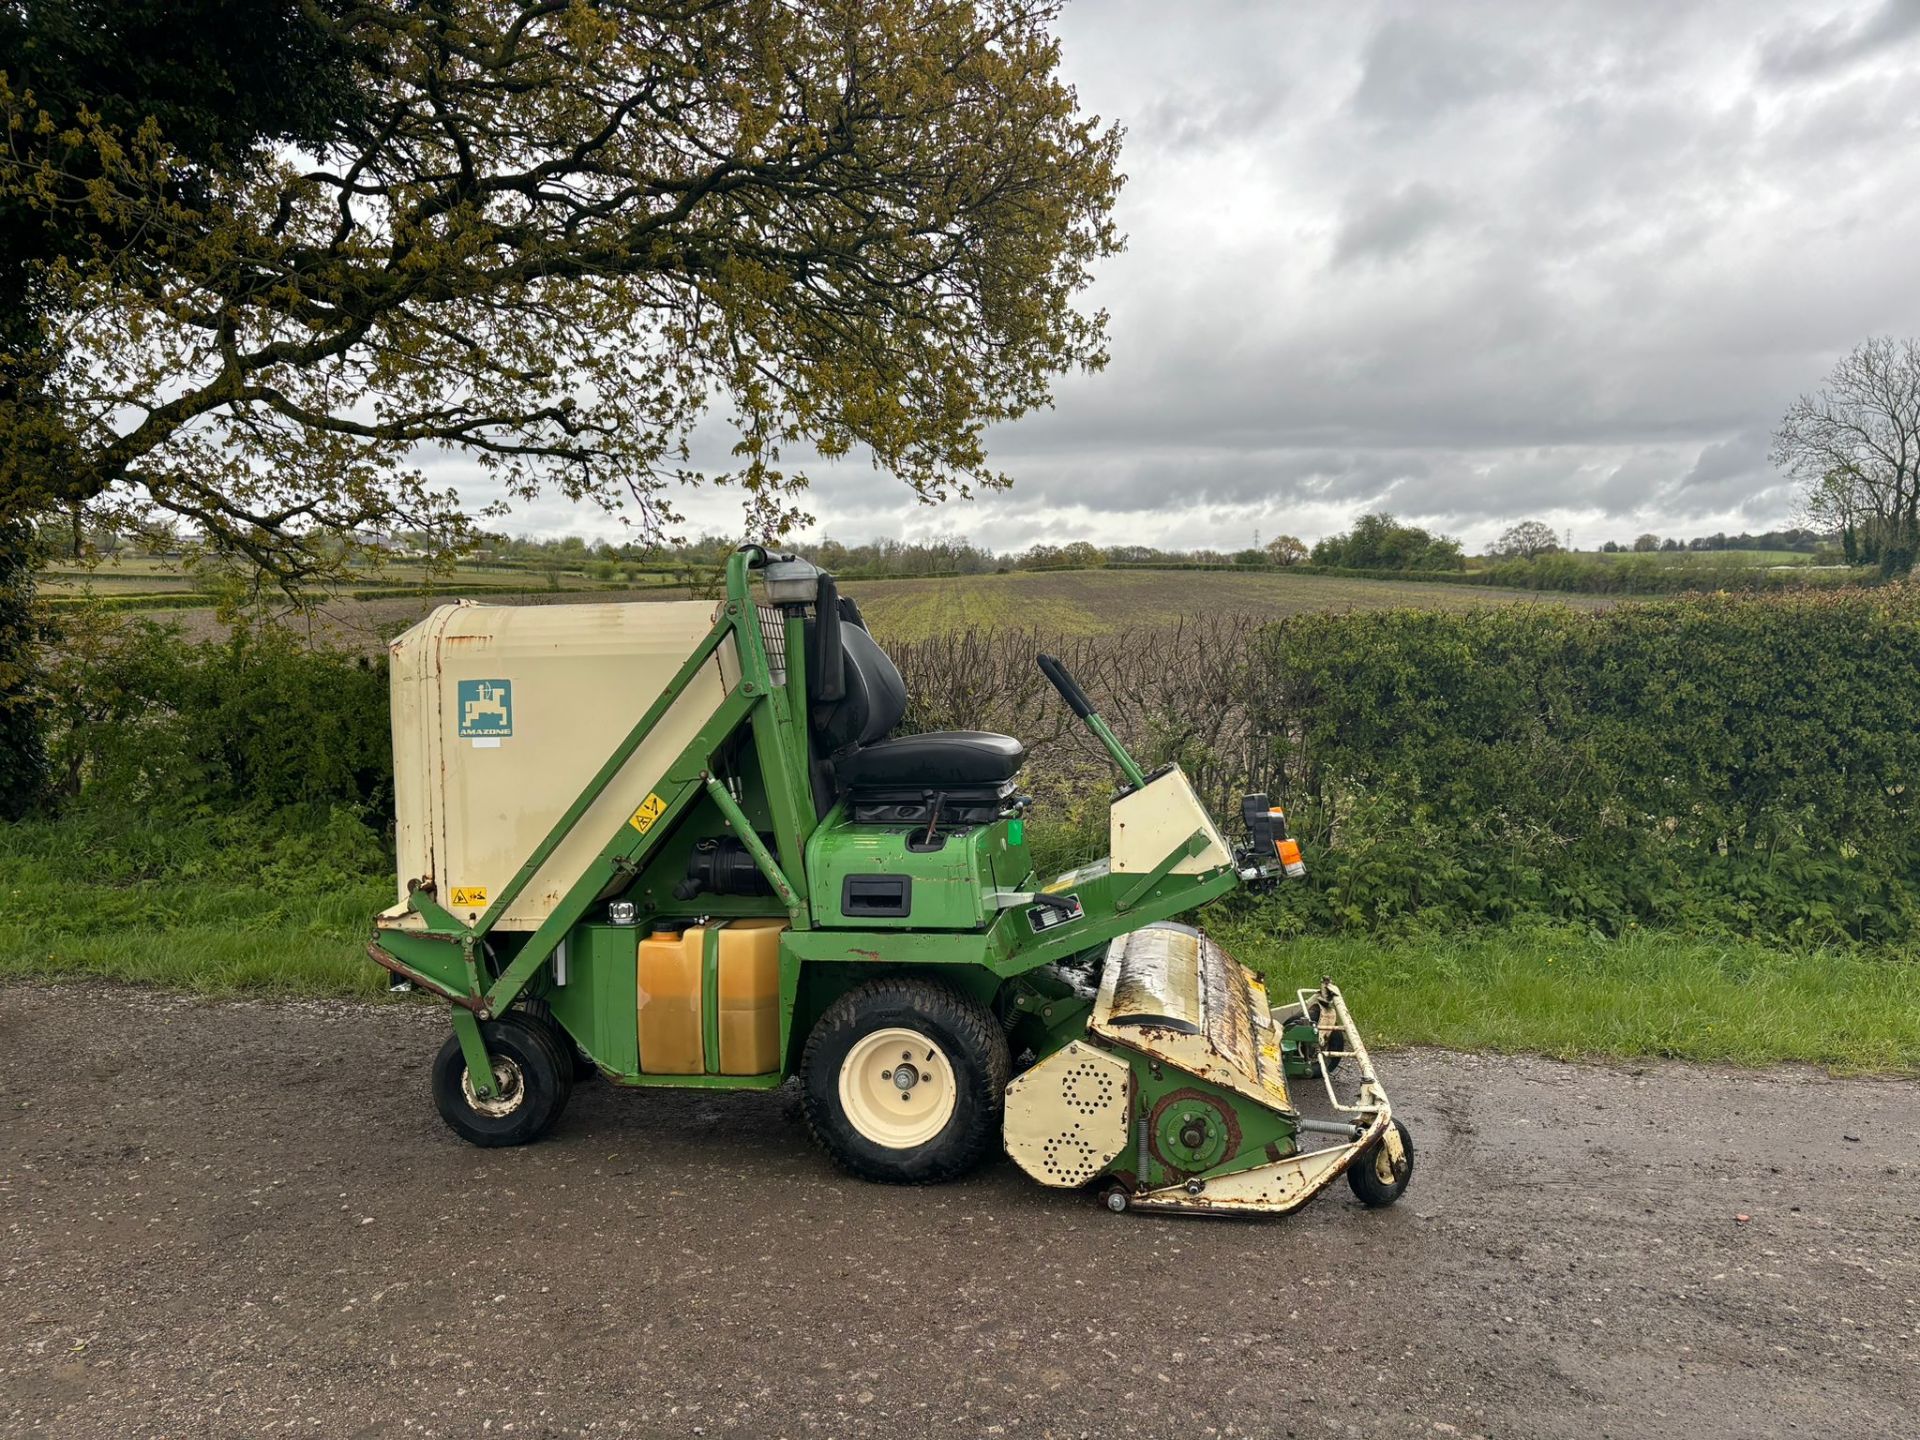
462,1057,526,1118
838,1028,957,1148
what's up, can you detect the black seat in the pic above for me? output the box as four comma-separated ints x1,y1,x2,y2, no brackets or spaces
806,610,1024,811
835,731,1025,789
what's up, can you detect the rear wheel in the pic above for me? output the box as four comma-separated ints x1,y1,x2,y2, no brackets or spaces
518,997,594,1085
801,978,1009,1184
1347,1118,1414,1207
432,1012,571,1148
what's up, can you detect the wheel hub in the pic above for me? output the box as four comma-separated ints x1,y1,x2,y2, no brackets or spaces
1149,1088,1238,1174
839,1028,956,1149
461,1056,526,1118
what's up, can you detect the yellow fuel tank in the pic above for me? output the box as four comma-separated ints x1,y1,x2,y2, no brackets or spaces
717,918,786,1075
637,920,788,1076
637,928,705,1075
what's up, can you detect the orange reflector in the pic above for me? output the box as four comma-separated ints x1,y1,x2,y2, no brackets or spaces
1276,839,1306,878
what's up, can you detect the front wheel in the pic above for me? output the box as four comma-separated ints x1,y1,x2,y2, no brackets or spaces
800,977,1009,1184
1347,1118,1414,1207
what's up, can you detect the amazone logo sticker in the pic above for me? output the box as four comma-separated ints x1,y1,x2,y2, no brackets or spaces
451,886,488,908
457,679,513,738
629,792,668,834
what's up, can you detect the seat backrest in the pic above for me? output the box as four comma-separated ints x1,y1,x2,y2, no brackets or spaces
809,621,907,752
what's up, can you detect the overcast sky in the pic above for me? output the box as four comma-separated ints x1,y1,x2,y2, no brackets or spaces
499,0,1920,553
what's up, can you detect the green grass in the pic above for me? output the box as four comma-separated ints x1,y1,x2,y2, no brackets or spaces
6,808,1914,1073
0,808,394,999
1217,919,1920,1073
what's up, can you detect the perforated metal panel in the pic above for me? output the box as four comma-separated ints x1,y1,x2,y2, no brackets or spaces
1003,1041,1132,1188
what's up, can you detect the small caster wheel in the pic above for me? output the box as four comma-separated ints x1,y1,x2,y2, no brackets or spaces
432,1012,571,1148
1103,1186,1130,1214
1348,1118,1414,1207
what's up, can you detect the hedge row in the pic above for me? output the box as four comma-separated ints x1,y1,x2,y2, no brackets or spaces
34,586,1920,944
1274,558,1865,594
1245,587,1920,941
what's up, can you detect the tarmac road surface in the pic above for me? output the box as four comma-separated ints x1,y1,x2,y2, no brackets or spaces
0,982,1913,1439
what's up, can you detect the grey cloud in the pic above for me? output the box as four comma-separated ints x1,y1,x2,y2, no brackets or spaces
1350,15,1528,127
1680,431,1770,494
1332,183,1455,266
1133,88,1286,155
1760,0,1920,79
450,0,1920,553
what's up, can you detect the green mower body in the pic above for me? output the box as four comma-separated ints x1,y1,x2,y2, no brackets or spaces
371,547,1410,1215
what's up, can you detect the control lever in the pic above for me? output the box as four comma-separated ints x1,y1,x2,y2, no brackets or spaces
1035,653,1147,788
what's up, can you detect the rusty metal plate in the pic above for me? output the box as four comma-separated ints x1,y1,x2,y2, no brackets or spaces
1091,924,1290,1114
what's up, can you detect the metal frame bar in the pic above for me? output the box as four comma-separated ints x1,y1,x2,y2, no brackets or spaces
700,924,723,1073
467,613,734,939
1297,980,1389,1116
479,686,757,1016
1114,829,1208,912
449,1009,496,1099
703,774,804,921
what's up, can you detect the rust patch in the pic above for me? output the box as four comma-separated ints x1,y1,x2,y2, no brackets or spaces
850,949,883,961
365,943,483,1011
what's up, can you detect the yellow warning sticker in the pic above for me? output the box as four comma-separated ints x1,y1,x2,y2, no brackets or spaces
628,792,668,834
450,886,488,908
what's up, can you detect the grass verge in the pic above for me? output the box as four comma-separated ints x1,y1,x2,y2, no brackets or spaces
5,811,1915,1073
0,808,394,1000
1217,920,1920,1074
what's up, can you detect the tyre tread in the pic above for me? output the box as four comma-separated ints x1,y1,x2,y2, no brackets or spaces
800,976,1009,1185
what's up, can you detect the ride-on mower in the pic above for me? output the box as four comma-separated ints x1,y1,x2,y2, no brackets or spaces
371,547,1413,1215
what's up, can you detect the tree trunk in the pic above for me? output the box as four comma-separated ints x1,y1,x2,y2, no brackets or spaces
0,519,48,819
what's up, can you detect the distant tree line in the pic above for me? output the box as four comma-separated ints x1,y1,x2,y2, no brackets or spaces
131,513,1839,581
1593,528,1828,555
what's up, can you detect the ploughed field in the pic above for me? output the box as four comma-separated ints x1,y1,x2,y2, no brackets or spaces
151,566,1608,651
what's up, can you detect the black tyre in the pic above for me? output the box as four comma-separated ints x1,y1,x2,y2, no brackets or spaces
1319,1028,1346,1076
432,1012,570,1148
1347,1118,1414,1207
800,977,1010,1185
518,998,594,1086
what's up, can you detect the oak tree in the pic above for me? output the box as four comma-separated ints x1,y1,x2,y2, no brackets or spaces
1490,519,1562,560
1263,534,1306,566
0,0,1123,581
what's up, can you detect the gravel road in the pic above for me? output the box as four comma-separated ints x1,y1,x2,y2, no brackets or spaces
0,983,1912,1439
